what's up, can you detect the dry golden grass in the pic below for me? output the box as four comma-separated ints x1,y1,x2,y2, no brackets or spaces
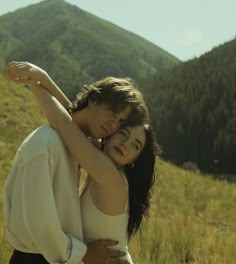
129,160,236,264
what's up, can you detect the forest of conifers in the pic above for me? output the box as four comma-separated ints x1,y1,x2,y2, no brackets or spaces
143,38,236,174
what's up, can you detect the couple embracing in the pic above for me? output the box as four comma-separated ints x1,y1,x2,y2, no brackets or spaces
4,62,159,264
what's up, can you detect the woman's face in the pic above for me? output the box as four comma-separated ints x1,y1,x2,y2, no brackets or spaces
103,125,146,167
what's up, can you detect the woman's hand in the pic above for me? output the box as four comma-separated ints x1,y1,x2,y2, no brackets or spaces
6,61,71,109
6,61,49,87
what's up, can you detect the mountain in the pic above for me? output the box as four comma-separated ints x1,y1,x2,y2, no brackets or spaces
146,37,236,174
0,0,180,99
2,0,234,174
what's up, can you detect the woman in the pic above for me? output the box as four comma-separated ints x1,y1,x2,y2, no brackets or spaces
7,62,158,263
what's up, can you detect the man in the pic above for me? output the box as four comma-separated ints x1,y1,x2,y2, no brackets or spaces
4,62,148,264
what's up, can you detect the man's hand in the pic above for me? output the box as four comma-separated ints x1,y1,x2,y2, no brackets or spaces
5,61,49,87
83,239,130,264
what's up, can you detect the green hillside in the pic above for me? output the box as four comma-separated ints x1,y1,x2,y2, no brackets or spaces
0,0,179,99
0,77,236,263
146,37,236,174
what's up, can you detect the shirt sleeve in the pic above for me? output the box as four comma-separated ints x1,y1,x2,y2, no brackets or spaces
21,152,87,263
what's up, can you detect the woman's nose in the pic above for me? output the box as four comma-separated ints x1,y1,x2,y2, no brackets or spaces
121,140,129,150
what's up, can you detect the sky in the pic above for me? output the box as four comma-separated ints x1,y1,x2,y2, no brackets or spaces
1,0,236,61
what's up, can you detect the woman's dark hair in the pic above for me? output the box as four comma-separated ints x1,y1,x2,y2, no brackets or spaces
67,77,149,126
124,124,160,238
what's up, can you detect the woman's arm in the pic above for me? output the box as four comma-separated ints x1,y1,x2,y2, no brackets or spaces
6,62,124,188
6,61,71,109
30,85,124,189
5,60,125,190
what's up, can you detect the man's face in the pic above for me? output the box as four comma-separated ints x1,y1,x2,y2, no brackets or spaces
87,102,132,139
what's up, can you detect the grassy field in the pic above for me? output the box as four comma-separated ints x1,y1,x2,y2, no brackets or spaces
129,160,236,263
1,76,236,263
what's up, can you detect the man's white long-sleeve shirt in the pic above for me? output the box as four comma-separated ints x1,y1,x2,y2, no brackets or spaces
4,125,87,263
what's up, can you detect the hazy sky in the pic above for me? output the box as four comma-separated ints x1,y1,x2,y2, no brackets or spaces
1,0,236,61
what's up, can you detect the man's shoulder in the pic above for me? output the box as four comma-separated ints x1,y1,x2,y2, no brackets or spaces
34,125,61,142
20,125,64,153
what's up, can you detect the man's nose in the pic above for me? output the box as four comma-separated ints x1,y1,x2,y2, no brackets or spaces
108,119,119,130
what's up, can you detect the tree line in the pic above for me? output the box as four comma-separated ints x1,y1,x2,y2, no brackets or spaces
142,38,236,174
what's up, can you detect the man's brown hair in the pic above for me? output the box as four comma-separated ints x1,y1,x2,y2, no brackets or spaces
68,77,149,126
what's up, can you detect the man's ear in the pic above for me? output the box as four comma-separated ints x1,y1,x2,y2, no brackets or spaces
88,99,97,108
